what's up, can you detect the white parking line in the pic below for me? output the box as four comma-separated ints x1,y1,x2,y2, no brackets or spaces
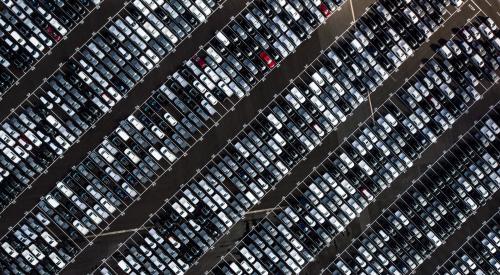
209,10,496,272
433,210,499,273
1,0,356,271
0,0,235,216
205,1,479,272
1,2,103,98
127,0,478,268
321,99,500,274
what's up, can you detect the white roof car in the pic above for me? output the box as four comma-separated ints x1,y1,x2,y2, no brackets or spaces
439,45,453,59
99,198,116,213
98,147,115,163
56,182,74,197
73,220,90,235
45,194,60,208
151,125,165,139
121,182,138,198
266,113,283,129
115,127,130,141
28,244,45,260
124,148,140,164
205,46,223,63
479,23,494,39
86,209,103,225
204,91,218,105
148,147,162,161
127,115,144,131
160,147,177,163
117,260,132,274
485,118,500,134
403,7,419,23
22,250,39,266
2,242,18,258
49,252,65,269
163,112,178,126
41,232,58,247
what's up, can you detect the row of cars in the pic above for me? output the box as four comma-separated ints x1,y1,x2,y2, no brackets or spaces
208,14,500,274
0,0,102,94
0,0,346,273
209,87,499,275
92,0,471,273
434,211,499,275
0,0,342,214
0,0,345,263
326,109,500,275
0,0,230,213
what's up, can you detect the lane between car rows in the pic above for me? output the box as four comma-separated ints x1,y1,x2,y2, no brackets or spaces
0,0,246,227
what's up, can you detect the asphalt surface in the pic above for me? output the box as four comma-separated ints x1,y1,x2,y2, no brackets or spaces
62,0,376,272
0,0,247,233
0,0,499,274
187,1,500,273
414,192,500,275
0,0,128,118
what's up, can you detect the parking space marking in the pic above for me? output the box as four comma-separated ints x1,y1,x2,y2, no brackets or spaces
204,1,484,267
0,2,104,98
3,2,496,274
432,211,499,273
0,0,241,216
208,9,497,271
322,103,500,274
94,1,484,274
1,1,362,270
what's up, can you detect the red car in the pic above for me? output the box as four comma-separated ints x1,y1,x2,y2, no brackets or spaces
259,51,276,69
45,26,62,42
319,3,331,17
193,56,207,68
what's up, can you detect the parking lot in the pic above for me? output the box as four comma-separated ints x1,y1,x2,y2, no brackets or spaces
0,0,499,274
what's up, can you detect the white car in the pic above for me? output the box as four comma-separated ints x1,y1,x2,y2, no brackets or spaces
99,198,116,214
56,182,74,197
164,112,178,126
28,244,45,260
479,23,494,39
160,147,177,163
121,182,138,198
73,220,90,235
86,209,103,225
124,148,140,164
485,118,500,134
41,232,58,247
2,242,18,258
49,252,65,269
22,250,39,266
127,115,144,131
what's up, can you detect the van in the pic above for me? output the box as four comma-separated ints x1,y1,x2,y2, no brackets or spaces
439,45,453,59
215,31,230,46
272,133,286,147
10,31,26,46
350,39,363,53
45,194,60,208
115,127,130,141
471,54,484,68
492,37,500,51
